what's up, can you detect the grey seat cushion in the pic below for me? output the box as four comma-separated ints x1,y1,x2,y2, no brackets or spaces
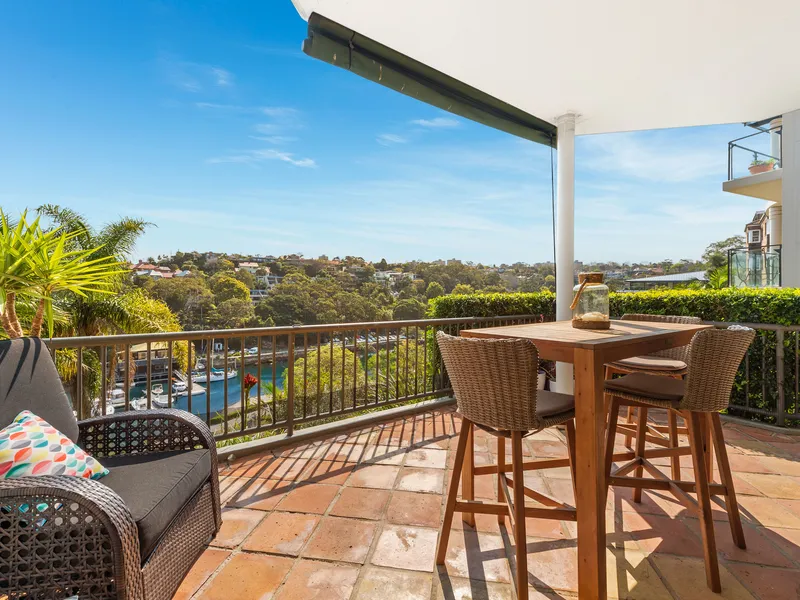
100,449,211,562
610,355,686,372
604,372,685,406
536,390,575,417
0,338,79,443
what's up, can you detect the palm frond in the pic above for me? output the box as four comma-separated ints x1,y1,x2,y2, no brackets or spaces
95,218,153,261
36,205,93,249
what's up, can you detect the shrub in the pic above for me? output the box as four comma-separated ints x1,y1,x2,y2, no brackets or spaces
429,291,556,319
429,288,800,427
429,288,800,325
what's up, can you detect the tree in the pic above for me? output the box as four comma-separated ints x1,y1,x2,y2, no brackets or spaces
707,266,729,289
376,258,389,271
703,235,746,269
210,298,257,329
393,298,427,320
0,210,125,338
256,273,338,325
149,276,214,329
209,274,250,304
451,283,475,295
209,258,235,274
543,275,556,291
287,346,365,417
31,205,152,339
367,339,430,402
234,269,255,289
426,281,445,299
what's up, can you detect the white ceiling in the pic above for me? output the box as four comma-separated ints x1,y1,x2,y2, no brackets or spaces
291,0,800,135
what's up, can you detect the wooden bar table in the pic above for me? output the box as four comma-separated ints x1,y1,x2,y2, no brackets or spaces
460,319,710,600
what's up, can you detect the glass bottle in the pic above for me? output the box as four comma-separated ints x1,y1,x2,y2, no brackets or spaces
570,272,610,329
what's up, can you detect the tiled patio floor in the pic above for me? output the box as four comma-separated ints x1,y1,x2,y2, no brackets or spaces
179,408,800,599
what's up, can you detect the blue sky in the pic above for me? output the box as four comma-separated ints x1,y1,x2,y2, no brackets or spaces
0,1,771,265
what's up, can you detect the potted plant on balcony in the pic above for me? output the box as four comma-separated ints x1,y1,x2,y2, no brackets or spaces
749,156,775,175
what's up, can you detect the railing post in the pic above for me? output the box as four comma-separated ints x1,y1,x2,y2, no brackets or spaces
287,332,295,436
776,329,786,427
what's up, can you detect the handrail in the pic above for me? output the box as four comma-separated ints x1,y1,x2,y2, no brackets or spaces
727,124,782,180
45,315,542,348
46,314,543,441
46,315,800,436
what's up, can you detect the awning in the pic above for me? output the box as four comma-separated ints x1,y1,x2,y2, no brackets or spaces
292,1,800,135
301,13,556,147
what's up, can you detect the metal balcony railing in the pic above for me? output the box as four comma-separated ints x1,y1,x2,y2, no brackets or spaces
728,245,782,288
44,315,541,442
727,123,782,180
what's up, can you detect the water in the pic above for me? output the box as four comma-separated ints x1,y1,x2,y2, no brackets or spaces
129,361,288,418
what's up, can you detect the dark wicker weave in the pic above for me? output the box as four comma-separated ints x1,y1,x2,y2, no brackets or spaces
0,408,221,600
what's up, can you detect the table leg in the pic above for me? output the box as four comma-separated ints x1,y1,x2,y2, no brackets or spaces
573,348,607,600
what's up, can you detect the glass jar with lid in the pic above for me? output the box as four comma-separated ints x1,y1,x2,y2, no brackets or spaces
570,272,610,329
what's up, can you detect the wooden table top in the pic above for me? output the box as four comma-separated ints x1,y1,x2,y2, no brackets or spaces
460,319,711,363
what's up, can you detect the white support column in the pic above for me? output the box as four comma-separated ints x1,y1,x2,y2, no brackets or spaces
781,110,800,287
770,118,782,163
554,113,577,393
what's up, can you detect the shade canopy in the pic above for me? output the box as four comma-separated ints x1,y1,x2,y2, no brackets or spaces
302,14,556,146
291,0,800,135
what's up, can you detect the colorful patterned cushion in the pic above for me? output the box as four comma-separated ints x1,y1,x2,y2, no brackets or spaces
0,410,108,479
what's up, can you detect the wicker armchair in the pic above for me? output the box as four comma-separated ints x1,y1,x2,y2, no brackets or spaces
0,338,221,600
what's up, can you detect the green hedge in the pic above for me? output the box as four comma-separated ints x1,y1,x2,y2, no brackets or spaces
429,288,800,325
429,291,556,319
429,288,800,426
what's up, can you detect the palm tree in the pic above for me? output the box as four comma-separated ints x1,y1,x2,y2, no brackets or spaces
0,210,122,338
36,205,152,338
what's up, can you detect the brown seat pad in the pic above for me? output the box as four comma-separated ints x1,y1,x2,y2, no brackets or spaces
610,355,686,372
536,390,575,417
604,372,685,405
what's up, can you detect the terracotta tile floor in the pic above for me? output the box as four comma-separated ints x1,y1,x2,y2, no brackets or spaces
179,408,800,599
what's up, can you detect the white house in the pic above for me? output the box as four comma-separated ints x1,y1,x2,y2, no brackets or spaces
238,261,260,275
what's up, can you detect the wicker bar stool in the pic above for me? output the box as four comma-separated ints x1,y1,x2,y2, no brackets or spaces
604,326,755,593
436,332,577,600
605,314,703,482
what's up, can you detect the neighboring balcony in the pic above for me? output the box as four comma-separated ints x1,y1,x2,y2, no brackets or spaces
722,120,782,203
729,245,782,288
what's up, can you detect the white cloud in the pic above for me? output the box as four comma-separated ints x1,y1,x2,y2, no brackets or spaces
580,132,724,183
160,57,235,92
195,102,247,111
262,107,298,118
376,134,408,146
134,208,302,238
210,67,233,87
411,117,460,128
249,135,298,144
207,148,317,168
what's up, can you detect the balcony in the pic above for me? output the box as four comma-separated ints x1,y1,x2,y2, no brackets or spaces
35,317,800,598
729,246,782,289
723,121,782,203
152,405,797,599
